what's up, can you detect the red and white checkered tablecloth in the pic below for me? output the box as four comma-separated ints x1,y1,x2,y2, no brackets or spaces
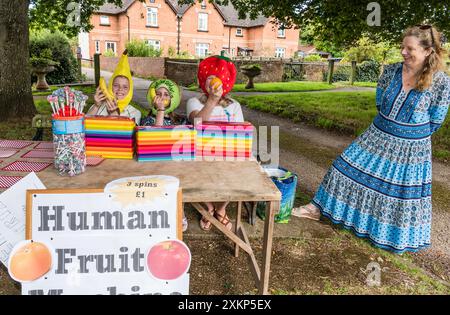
0,175,24,189
2,161,52,172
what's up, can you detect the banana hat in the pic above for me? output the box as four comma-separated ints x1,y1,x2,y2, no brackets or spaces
98,50,133,113
146,79,181,115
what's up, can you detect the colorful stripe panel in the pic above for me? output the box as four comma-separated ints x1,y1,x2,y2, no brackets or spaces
196,121,254,160
136,125,196,162
85,116,135,159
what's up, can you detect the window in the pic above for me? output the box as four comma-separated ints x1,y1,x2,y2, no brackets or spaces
195,43,209,57
201,0,207,9
277,27,286,38
149,0,155,2
146,39,160,51
106,42,117,54
236,28,243,36
198,13,208,31
100,15,110,26
95,40,100,53
275,47,285,58
147,7,158,27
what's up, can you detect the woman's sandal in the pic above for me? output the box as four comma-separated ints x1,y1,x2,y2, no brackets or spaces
200,207,215,231
291,204,320,221
214,211,233,231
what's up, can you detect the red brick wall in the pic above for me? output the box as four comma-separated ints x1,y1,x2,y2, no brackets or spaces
179,1,225,56
100,55,165,78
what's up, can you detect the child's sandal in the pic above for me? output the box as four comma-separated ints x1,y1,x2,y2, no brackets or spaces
214,211,232,231
200,207,215,231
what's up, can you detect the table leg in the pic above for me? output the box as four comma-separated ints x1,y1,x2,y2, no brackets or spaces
259,200,279,295
235,201,242,258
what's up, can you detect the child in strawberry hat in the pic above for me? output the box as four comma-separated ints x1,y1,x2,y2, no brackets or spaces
186,52,244,231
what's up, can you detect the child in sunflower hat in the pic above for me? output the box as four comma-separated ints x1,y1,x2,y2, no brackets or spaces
88,50,141,124
141,79,186,126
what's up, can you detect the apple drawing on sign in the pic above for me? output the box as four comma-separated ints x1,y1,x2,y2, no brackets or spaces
8,240,53,282
146,239,191,280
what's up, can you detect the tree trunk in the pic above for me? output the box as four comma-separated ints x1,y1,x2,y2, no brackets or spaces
0,0,36,121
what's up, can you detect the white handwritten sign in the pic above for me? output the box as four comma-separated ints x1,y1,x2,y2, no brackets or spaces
21,175,188,295
0,173,45,266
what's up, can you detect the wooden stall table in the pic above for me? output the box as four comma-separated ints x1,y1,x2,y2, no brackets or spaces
32,158,281,295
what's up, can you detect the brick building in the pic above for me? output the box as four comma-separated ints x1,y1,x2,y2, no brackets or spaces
78,0,300,59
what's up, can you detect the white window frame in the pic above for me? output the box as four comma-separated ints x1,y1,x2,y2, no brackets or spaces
146,39,161,51
198,13,208,31
278,27,286,38
275,47,285,58
195,43,209,57
236,28,243,36
95,40,100,53
147,7,158,27
100,15,110,26
105,42,117,54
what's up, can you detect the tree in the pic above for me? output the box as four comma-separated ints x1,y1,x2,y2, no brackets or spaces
0,1,35,120
187,0,450,48
0,0,138,122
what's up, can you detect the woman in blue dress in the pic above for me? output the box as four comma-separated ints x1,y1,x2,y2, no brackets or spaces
294,25,450,254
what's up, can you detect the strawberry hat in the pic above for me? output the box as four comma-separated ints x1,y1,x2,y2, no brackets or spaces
197,51,237,97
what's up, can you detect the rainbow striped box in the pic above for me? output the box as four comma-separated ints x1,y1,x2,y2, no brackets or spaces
136,125,196,162
196,121,254,161
85,116,135,159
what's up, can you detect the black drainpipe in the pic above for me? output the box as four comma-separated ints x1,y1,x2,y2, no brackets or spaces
228,26,231,54
126,14,130,43
177,14,182,55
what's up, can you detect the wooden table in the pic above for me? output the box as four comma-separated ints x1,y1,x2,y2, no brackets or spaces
0,143,281,295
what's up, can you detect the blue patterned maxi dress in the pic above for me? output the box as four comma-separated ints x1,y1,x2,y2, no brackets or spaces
312,62,450,253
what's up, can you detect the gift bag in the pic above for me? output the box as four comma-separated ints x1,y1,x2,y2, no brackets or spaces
257,166,297,223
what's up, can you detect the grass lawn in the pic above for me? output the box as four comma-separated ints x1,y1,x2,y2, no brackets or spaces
235,91,450,163
188,81,339,92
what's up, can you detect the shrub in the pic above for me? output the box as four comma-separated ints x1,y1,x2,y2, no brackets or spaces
323,65,352,82
126,39,162,57
303,54,322,62
29,30,80,84
356,59,381,82
30,48,59,69
241,64,262,71
323,60,381,83
103,49,117,57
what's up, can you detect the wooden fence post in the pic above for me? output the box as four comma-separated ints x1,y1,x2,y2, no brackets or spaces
350,60,357,85
94,53,101,87
327,59,335,84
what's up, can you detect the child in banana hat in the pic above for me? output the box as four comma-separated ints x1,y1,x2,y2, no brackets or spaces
141,79,186,126
88,50,141,124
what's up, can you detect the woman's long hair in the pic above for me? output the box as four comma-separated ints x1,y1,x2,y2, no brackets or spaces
403,25,446,91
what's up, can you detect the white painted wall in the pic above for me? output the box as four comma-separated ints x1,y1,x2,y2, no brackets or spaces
78,31,90,59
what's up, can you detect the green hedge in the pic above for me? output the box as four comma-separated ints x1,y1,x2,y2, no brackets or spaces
356,60,381,82
30,31,79,85
126,39,162,57
324,59,381,83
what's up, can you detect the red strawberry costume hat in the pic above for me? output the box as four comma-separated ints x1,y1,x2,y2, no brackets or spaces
198,51,237,97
